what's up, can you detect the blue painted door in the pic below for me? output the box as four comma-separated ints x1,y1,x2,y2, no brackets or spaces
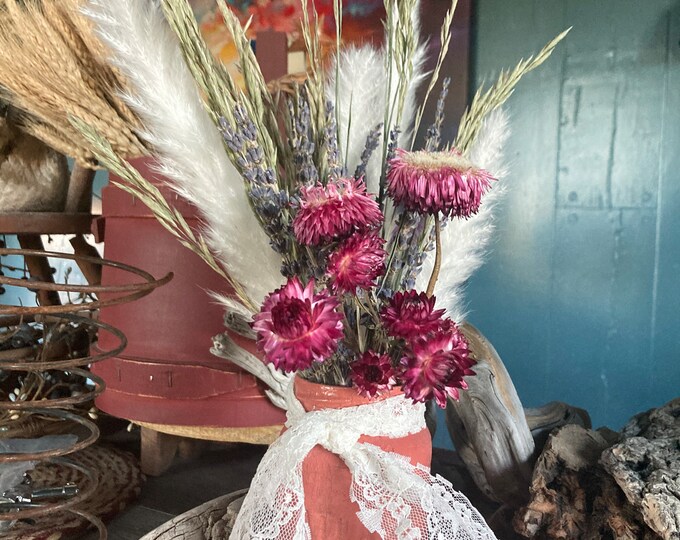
465,0,680,430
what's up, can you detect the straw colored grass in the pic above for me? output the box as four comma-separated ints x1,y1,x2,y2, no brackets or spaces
0,0,148,167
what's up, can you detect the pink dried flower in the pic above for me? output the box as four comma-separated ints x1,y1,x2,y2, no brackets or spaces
327,233,386,293
350,351,397,398
401,326,475,408
252,277,343,372
381,290,446,340
293,177,383,245
387,148,494,217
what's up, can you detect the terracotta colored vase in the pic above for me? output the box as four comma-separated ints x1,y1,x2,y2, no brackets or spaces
293,376,432,539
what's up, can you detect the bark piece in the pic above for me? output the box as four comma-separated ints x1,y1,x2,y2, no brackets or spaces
600,398,680,540
514,424,612,539
515,399,680,540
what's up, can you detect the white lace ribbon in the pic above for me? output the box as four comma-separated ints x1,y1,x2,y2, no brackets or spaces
230,386,497,540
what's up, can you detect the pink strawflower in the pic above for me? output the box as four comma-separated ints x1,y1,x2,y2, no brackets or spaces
387,148,494,217
381,290,446,340
401,326,475,408
293,177,383,245
327,233,386,293
350,351,397,398
252,277,343,372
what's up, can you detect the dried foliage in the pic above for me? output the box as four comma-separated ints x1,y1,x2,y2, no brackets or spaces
0,0,148,167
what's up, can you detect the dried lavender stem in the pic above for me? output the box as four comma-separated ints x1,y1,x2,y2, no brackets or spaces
426,218,442,297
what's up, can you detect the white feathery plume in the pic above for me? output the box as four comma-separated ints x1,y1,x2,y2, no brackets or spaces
416,108,510,322
83,0,282,308
326,0,427,195
326,45,385,192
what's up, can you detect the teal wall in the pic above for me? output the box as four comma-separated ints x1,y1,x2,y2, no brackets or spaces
457,0,679,436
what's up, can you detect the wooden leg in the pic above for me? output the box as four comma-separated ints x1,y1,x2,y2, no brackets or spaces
70,234,102,285
178,438,208,461
65,164,95,213
140,427,209,476
141,427,181,477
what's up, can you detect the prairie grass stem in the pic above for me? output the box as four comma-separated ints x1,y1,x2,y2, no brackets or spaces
426,218,442,297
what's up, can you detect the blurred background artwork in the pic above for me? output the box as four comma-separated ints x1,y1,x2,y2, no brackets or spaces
189,0,387,84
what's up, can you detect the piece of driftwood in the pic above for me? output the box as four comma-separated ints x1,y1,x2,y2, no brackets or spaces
600,398,680,540
445,323,536,506
139,489,247,540
446,325,601,508
524,401,591,451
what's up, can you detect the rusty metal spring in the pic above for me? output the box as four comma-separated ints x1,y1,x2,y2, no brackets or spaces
0,248,171,538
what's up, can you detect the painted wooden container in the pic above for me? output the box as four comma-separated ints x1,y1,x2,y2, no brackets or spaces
91,158,285,439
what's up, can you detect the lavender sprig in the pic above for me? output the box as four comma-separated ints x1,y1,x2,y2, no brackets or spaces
288,89,319,186
323,100,343,178
220,106,291,256
425,77,451,152
354,123,383,180
383,209,424,289
377,127,401,212
386,127,401,164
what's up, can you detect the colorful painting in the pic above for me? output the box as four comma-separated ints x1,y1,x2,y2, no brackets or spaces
189,0,386,68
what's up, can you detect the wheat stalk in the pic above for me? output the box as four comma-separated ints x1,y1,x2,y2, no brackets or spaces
0,0,148,166
455,28,571,155
410,0,458,149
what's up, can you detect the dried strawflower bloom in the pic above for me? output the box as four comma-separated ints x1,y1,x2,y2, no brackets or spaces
401,327,475,408
327,233,386,293
253,277,343,372
350,351,397,398
381,290,446,340
293,177,383,246
387,149,494,217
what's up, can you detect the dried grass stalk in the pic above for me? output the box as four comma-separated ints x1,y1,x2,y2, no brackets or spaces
0,0,148,167
454,28,571,155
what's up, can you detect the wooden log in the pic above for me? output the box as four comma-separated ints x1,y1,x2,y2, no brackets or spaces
141,427,182,477
16,234,61,306
140,427,213,477
65,163,95,213
70,234,102,285
445,323,535,506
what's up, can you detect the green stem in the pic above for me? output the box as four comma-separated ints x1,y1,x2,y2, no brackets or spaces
379,211,408,293
426,218,442,297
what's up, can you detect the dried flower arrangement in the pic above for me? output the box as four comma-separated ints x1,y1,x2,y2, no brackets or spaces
72,0,566,405
3,0,568,536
